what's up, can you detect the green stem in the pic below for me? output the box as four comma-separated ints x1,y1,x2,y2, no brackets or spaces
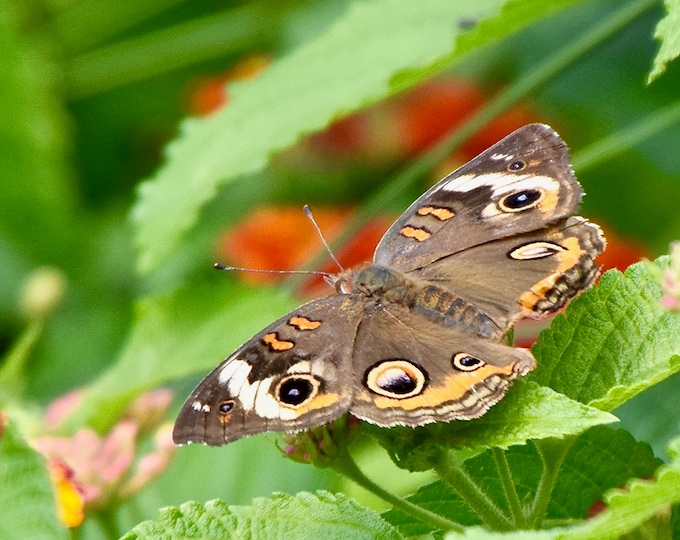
449,0,657,159
45,0,187,55
492,447,526,528
331,449,463,534
93,507,122,539
70,525,82,540
0,320,43,403
573,99,680,172
528,437,574,528
433,449,513,531
288,0,655,289
65,2,287,99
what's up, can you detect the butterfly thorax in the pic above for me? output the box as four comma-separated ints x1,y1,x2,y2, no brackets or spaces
335,265,415,304
336,264,499,339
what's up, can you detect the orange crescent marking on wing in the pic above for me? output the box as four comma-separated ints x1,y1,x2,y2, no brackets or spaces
416,206,455,220
400,226,431,242
294,392,341,414
537,187,559,213
263,332,294,351
288,316,322,331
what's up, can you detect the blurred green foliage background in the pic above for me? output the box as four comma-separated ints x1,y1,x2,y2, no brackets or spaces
1,0,679,536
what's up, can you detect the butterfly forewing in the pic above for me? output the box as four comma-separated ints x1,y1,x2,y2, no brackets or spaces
173,296,362,445
374,123,583,273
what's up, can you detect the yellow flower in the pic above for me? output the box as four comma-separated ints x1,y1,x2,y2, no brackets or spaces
47,459,84,528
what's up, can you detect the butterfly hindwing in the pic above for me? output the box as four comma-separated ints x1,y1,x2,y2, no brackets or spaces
408,216,606,332
349,304,535,427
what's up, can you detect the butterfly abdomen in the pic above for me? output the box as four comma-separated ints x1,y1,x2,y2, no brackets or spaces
411,284,499,339
346,265,499,339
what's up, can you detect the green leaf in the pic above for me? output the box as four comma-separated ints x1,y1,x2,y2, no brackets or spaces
122,491,404,540
135,0,571,277
137,435,330,512
557,435,680,540
614,370,680,460
648,0,680,82
385,427,660,538
546,427,661,520
440,433,679,539
66,280,298,431
368,381,616,472
445,530,555,540
385,480,482,536
531,259,680,411
454,0,583,57
0,416,66,539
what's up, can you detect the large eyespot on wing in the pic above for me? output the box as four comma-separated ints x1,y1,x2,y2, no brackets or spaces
173,296,363,446
374,123,583,273
348,305,536,428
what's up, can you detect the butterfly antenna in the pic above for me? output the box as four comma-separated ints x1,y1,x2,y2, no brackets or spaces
213,263,332,278
303,205,345,272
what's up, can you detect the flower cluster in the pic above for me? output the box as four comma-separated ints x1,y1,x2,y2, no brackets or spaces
660,241,680,311
279,415,361,467
33,389,175,528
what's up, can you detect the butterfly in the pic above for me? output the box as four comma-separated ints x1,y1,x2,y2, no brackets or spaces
173,123,605,446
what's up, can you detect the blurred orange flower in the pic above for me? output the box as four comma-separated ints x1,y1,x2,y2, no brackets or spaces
185,54,270,116
219,206,353,283
218,206,392,296
309,78,540,163
595,225,648,273
393,79,538,158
